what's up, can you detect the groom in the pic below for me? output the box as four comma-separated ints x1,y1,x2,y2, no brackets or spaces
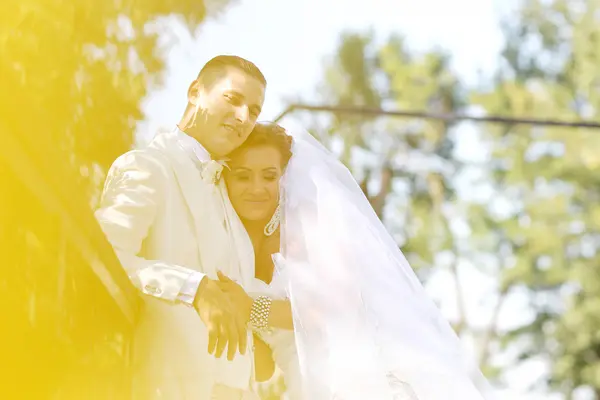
95,55,266,399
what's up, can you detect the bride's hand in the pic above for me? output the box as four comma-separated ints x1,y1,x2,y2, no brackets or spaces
216,271,253,323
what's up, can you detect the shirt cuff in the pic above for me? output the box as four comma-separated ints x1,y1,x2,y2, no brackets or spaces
177,271,205,306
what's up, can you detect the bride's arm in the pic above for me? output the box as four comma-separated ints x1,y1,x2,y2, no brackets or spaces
267,299,293,330
215,272,294,330
253,333,275,382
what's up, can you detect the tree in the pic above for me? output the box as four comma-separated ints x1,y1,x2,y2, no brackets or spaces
310,32,495,347
0,0,240,396
470,0,600,396
0,0,235,201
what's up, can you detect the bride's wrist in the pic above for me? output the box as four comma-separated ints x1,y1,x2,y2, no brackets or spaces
249,295,272,331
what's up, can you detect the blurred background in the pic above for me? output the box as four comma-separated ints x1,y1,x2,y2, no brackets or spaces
2,0,600,399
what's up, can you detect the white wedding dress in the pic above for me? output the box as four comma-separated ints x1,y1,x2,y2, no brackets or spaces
249,270,300,399
249,256,421,400
247,126,496,400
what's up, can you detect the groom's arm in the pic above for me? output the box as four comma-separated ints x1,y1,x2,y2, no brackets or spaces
177,272,205,305
95,149,205,303
97,152,249,359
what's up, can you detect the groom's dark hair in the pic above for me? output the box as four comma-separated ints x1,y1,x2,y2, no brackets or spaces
196,55,267,88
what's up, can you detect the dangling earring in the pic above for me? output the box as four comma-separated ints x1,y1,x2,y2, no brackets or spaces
264,204,281,236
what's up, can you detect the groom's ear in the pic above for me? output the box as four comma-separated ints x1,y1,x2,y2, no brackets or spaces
187,79,202,105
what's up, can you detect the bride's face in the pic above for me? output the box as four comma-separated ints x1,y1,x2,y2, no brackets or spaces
225,145,283,223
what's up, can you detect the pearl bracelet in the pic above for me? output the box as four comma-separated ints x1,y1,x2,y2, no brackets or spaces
249,296,272,331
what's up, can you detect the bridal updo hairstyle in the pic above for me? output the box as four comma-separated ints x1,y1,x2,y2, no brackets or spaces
229,122,294,168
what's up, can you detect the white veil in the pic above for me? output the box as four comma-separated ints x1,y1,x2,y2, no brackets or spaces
273,127,496,400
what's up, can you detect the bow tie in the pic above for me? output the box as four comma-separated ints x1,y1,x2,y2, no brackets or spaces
200,159,228,185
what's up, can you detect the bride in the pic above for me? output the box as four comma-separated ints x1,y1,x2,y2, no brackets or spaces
217,122,496,400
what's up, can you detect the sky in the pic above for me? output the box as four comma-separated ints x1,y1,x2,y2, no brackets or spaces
140,0,515,137
139,0,568,398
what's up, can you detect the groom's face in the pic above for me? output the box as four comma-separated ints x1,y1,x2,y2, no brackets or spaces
189,67,265,157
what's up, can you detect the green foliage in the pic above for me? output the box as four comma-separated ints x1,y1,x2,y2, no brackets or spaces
470,0,600,395
0,0,234,198
316,32,465,276
0,0,238,397
314,1,600,396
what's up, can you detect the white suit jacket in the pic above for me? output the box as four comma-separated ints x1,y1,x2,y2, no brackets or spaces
95,129,256,399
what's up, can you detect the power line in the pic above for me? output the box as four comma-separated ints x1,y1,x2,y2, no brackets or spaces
273,104,600,129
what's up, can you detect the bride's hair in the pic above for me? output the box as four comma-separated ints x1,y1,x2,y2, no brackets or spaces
230,122,293,167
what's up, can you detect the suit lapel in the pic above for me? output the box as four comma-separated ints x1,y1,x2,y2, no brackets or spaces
150,132,228,277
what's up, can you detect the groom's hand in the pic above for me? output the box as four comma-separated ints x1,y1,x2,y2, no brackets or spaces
217,271,254,325
193,277,248,361
216,271,253,323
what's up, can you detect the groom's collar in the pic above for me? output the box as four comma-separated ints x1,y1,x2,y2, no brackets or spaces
174,126,212,164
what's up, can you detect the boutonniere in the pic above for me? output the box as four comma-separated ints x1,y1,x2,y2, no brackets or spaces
201,159,229,185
